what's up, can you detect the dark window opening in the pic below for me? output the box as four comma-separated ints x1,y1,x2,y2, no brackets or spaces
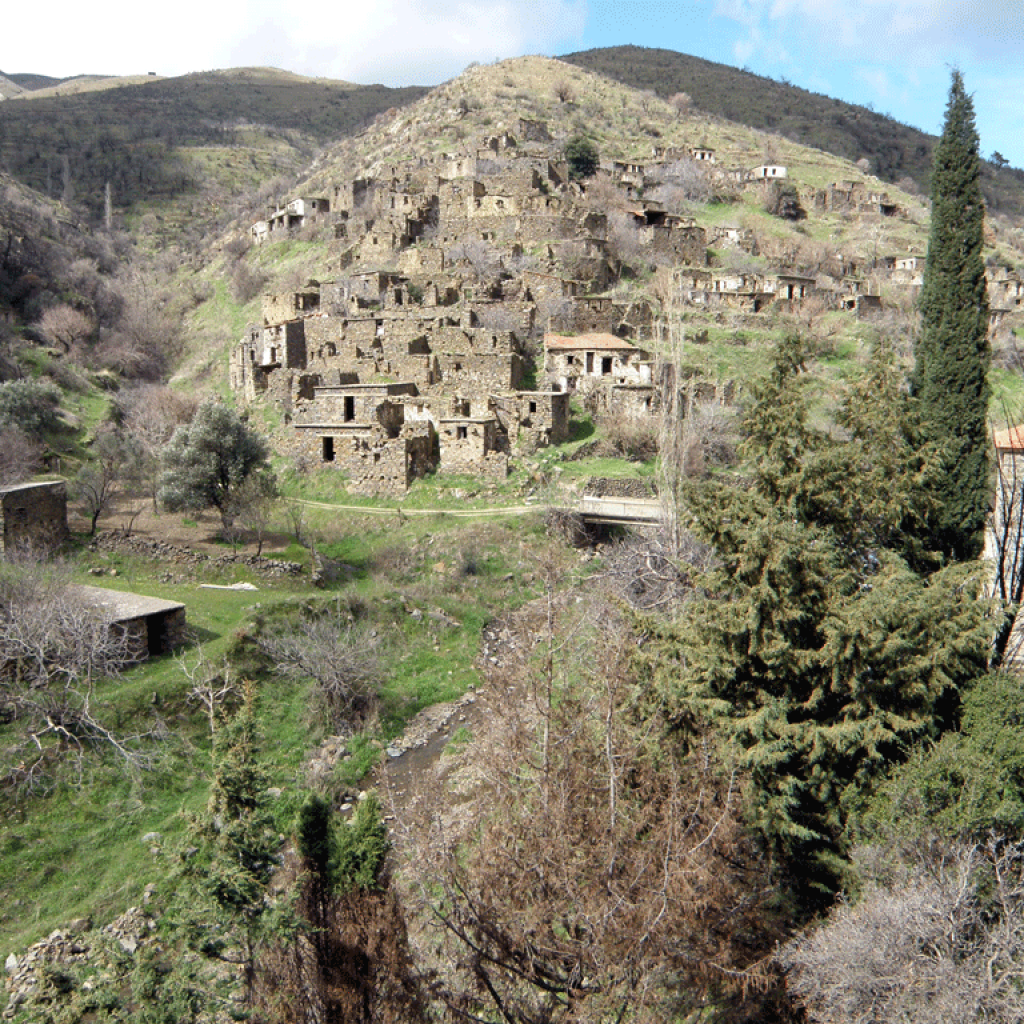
344,396,355,422
529,401,537,413
322,437,335,462
456,426,468,440
601,357,613,375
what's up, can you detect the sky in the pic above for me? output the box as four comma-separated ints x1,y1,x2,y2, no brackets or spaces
6,0,1023,167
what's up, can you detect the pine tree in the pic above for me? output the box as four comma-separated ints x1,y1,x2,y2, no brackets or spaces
913,70,990,561
180,685,289,1007
644,339,993,909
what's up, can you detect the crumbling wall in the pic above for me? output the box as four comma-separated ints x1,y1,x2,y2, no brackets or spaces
0,481,69,556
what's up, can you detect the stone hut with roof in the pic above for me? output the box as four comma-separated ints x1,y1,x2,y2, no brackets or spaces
543,332,652,393
68,585,187,663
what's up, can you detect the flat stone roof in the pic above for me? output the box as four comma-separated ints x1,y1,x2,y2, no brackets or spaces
994,425,1024,453
68,585,185,623
0,480,66,498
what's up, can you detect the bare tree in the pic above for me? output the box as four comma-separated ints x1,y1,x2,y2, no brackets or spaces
554,80,576,104
118,384,198,512
0,557,157,790
446,239,503,281
402,594,784,1023
0,425,42,484
780,836,1024,1024
96,272,181,380
36,303,94,358
178,645,243,734
669,91,693,117
226,470,280,555
73,426,144,535
649,158,716,207
255,613,382,732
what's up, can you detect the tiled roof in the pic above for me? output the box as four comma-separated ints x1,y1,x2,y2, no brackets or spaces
544,332,639,351
993,425,1024,452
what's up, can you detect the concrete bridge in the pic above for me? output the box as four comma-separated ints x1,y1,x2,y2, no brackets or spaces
578,493,664,527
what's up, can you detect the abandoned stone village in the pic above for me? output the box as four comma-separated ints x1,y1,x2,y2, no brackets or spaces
233,121,1024,496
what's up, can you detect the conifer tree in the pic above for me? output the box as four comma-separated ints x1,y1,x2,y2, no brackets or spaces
180,685,288,1007
644,338,993,909
913,70,990,561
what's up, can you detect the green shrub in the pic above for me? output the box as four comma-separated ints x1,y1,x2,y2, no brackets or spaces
0,378,62,437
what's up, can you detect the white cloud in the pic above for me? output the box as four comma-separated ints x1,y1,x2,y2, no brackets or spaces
5,0,587,84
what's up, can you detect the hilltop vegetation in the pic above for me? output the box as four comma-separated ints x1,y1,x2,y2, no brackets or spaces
562,45,1024,216
0,68,426,228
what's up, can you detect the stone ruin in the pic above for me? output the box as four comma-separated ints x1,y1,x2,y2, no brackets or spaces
0,480,68,556
239,118,966,494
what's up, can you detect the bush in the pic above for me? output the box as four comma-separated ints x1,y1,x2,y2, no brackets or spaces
565,135,600,181
0,379,62,438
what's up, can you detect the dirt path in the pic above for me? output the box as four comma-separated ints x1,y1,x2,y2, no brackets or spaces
289,498,541,518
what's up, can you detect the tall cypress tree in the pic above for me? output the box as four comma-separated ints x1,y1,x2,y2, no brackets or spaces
913,69,990,561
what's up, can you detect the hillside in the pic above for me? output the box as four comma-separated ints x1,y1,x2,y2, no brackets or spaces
560,45,1024,216
0,67,427,228
168,54,1024,420
3,53,1024,1024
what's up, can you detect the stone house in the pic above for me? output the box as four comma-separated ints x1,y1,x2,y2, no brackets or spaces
612,160,646,188
491,391,570,452
769,273,817,302
813,181,898,217
0,480,68,556
683,272,774,313
988,269,1024,311
437,415,507,479
285,381,437,495
253,196,331,242
544,332,652,394
840,292,883,316
890,256,925,288
68,585,187,662
749,165,787,181
261,288,320,324
690,147,716,163
988,425,1024,669
517,118,552,143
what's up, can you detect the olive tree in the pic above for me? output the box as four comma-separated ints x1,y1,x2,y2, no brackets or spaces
158,401,275,532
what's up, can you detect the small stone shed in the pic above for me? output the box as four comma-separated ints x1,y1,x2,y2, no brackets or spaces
0,480,68,556
68,585,188,662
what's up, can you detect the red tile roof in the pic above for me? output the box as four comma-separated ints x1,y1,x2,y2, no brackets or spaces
993,425,1024,452
544,332,640,351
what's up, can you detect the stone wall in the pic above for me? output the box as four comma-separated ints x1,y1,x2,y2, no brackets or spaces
262,289,319,325
437,417,508,479
290,423,435,496
492,391,570,452
0,481,68,556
